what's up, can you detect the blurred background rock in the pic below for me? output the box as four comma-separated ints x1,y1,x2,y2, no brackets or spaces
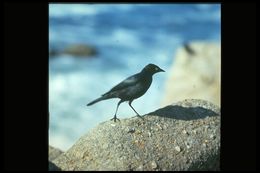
161,42,220,107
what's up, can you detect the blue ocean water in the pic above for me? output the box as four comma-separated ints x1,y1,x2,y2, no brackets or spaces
49,4,221,150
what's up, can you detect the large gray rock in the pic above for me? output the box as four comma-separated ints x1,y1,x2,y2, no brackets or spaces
53,99,220,171
49,161,61,171
49,146,63,171
161,42,221,107
49,145,63,161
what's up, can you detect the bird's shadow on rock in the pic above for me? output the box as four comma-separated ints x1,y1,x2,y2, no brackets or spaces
145,105,219,120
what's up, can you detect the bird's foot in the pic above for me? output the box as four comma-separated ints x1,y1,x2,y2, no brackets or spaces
136,114,144,120
110,116,120,122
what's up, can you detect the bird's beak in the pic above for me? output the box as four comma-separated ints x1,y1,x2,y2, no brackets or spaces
159,68,165,72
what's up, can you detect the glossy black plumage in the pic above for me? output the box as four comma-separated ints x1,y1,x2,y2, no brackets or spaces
87,63,165,122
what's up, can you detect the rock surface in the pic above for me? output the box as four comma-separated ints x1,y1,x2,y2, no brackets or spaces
49,145,63,171
49,161,62,171
161,42,221,107
53,99,220,171
49,145,64,161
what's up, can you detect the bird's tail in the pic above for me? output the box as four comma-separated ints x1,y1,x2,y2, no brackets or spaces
87,94,113,106
87,97,104,106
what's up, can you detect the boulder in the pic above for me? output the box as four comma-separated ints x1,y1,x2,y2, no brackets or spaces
161,42,221,107
49,145,63,161
49,161,61,171
53,99,220,171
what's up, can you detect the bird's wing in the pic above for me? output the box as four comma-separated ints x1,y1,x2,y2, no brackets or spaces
102,73,141,96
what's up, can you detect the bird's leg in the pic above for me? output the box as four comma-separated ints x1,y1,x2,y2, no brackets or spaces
129,100,144,120
110,100,123,122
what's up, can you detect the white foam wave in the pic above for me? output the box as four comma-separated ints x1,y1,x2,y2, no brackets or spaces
49,4,101,17
49,4,137,18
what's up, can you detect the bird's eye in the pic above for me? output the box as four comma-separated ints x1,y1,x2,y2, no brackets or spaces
155,67,158,71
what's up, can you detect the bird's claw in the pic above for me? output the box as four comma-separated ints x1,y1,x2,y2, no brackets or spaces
110,116,120,122
136,114,144,120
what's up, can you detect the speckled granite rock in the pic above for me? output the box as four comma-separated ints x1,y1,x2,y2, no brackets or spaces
53,99,220,171
49,146,63,171
49,161,61,171
49,145,63,161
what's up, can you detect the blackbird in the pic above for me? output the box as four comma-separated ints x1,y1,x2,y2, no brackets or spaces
87,63,165,122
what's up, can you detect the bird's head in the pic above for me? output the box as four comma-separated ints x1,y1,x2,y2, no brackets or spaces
142,63,165,74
